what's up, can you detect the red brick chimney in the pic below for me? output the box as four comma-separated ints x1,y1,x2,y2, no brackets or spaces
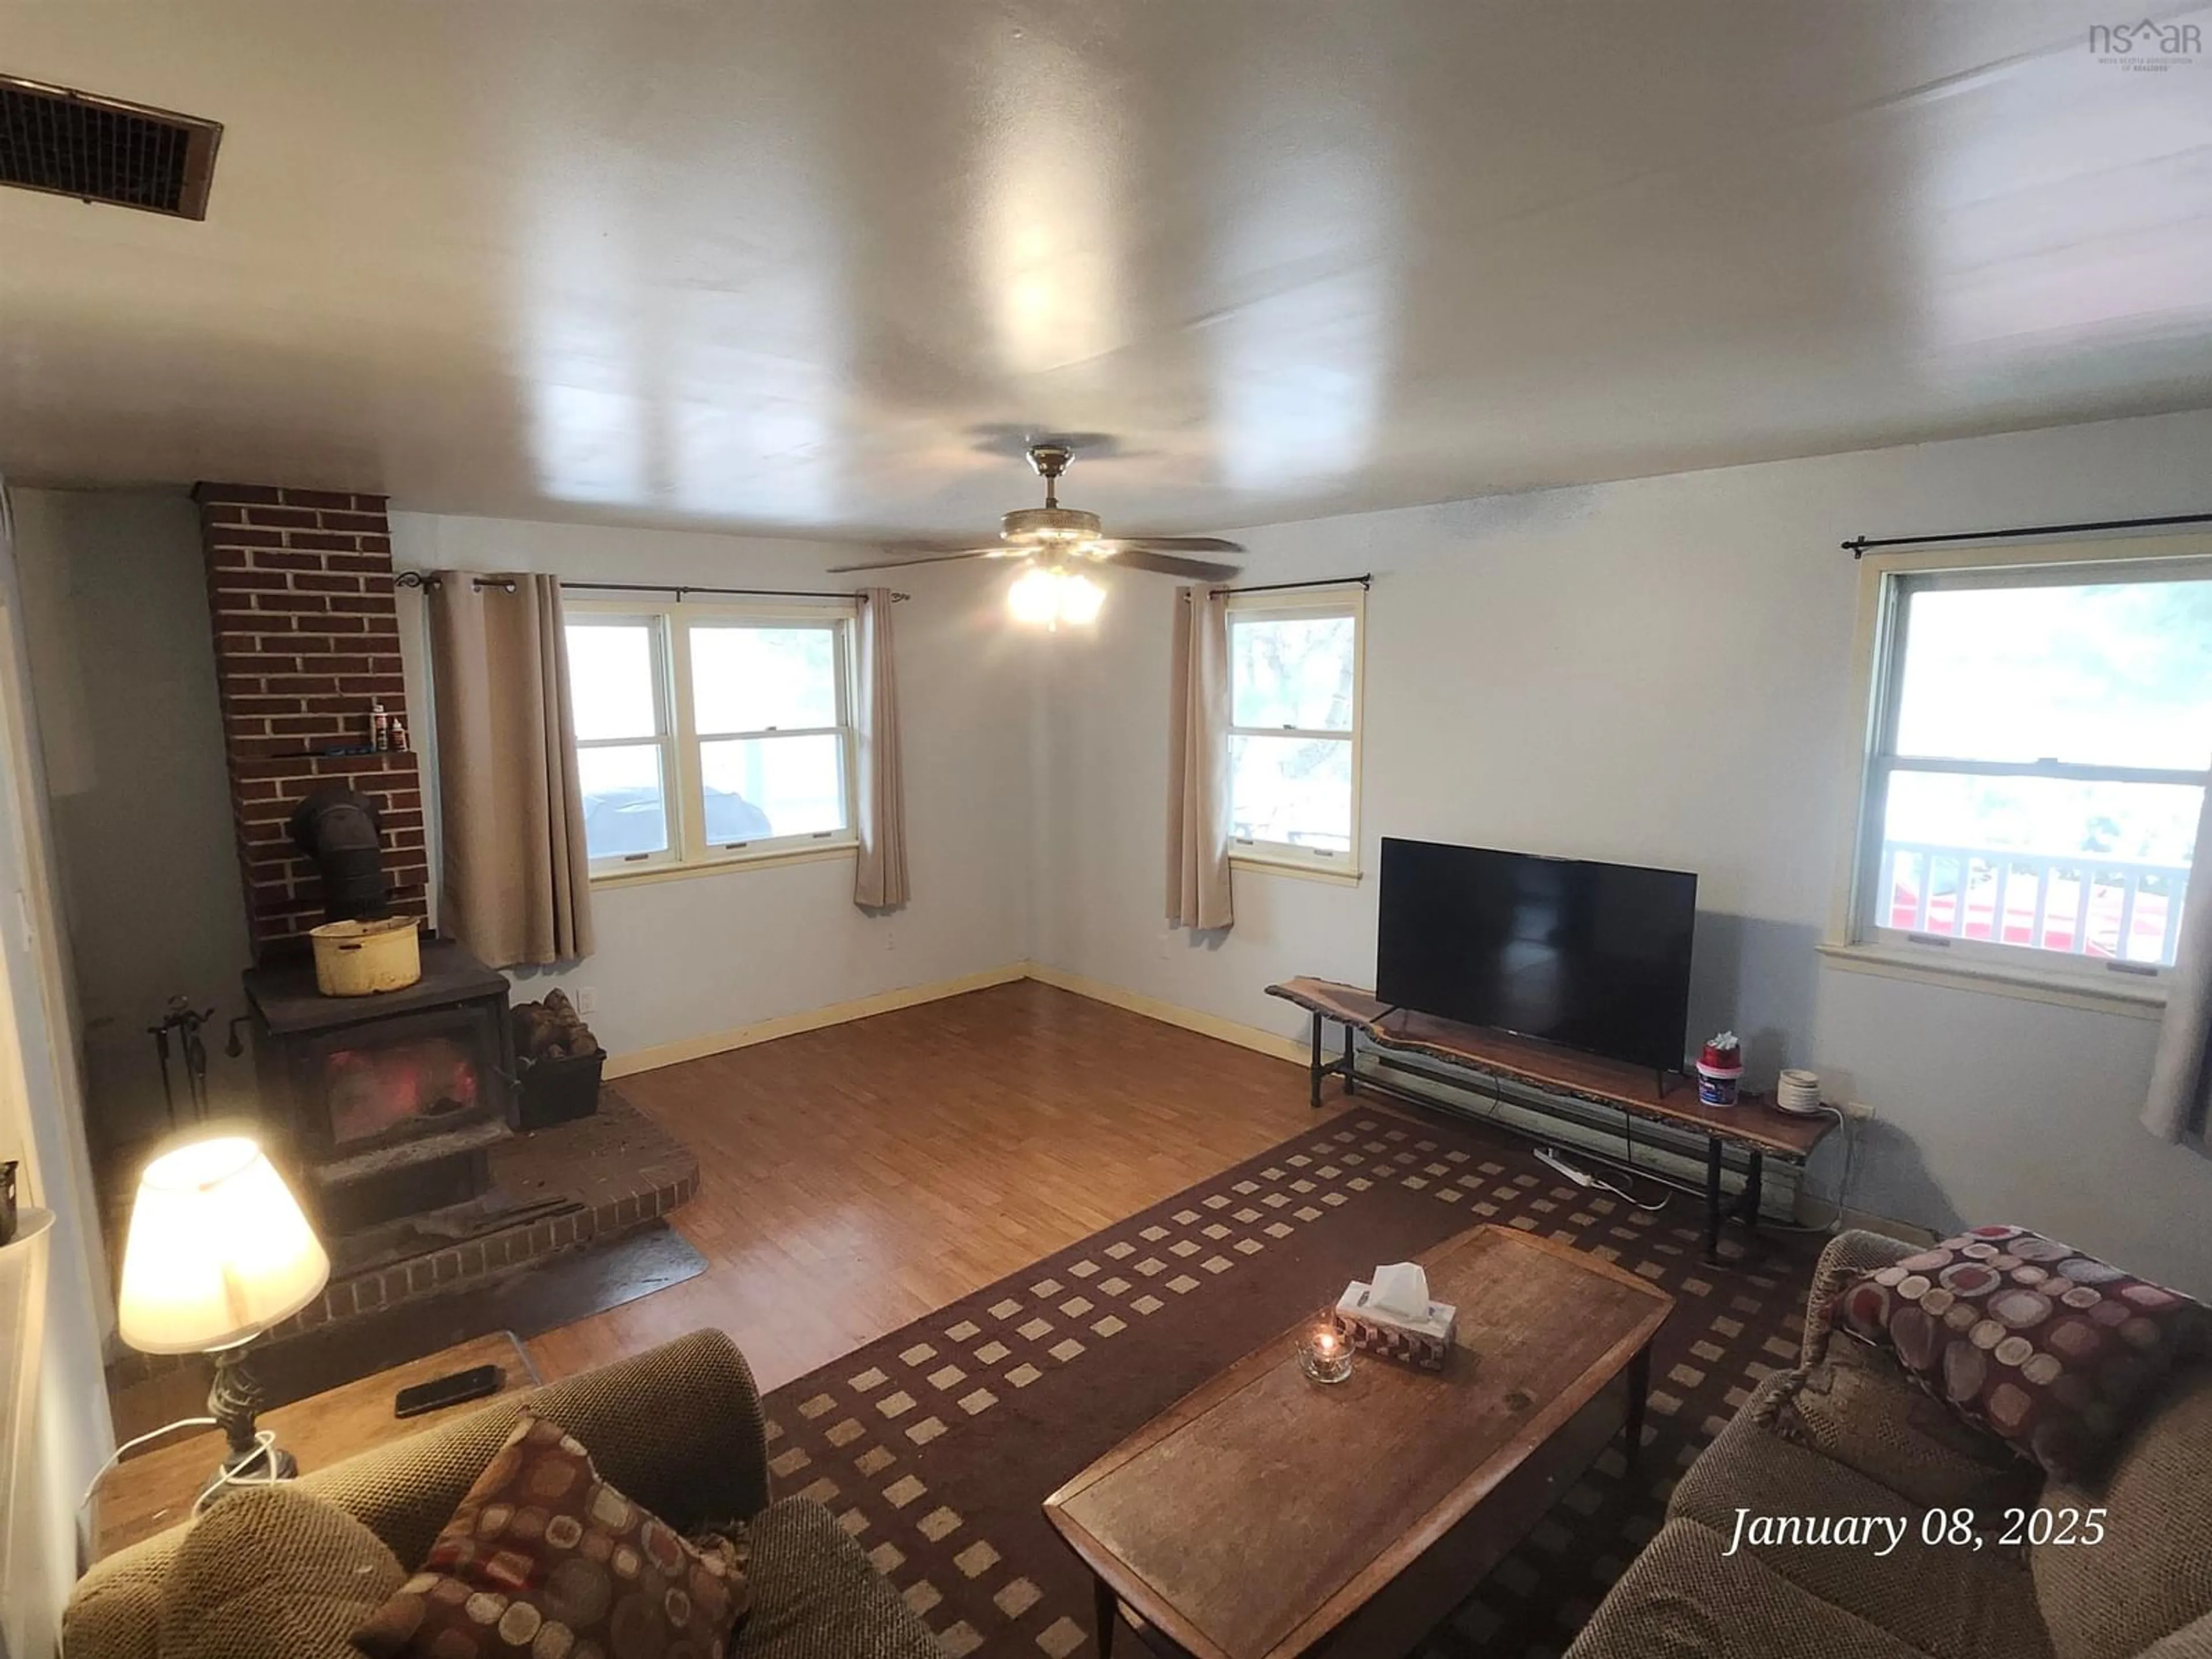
194,484,429,957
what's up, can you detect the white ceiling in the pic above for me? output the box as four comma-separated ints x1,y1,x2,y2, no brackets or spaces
3,2,2211,542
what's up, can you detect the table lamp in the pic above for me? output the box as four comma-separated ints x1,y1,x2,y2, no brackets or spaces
116,1134,329,1499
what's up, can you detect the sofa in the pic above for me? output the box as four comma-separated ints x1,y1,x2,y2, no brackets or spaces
65,1328,939,1659
1567,1230,2212,1659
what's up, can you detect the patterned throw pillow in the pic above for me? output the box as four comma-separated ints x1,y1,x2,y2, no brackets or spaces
1834,1225,2210,1481
353,1412,747,1659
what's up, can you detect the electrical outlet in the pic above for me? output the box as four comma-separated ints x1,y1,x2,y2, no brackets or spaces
574,986,597,1016
1843,1099,1876,1122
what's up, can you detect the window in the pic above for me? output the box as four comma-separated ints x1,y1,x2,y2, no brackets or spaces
1227,589,1364,872
566,602,858,876
1846,549,2211,982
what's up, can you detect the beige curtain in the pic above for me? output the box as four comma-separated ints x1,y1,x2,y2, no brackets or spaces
426,572,593,966
853,588,910,910
1166,584,1234,930
2143,757,2212,1143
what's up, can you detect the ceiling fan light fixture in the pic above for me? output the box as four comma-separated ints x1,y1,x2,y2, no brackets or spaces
1058,572,1105,626
1007,566,1105,631
1002,505,1102,544
1008,565,1063,627
825,440,1244,585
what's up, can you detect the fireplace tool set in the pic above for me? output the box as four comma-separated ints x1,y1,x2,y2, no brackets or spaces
146,996,217,1129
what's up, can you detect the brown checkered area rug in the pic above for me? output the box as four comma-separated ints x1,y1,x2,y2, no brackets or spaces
755,1107,1821,1658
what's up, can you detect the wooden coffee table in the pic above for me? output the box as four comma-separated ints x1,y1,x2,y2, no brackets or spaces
1043,1225,1672,1658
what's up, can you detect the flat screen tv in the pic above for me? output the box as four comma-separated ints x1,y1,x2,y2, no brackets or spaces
1376,838,1698,1074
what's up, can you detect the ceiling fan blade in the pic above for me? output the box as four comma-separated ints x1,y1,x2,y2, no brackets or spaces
826,547,1007,573
1111,536,1245,554
1102,549,1245,582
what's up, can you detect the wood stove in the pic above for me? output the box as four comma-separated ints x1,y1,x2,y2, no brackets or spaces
242,940,516,1240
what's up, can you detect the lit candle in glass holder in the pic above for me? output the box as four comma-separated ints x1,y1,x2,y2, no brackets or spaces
1298,1317,1353,1384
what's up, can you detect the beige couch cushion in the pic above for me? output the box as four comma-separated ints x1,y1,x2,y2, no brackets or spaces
1565,1519,1929,1659
1786,1335,2039,1511
1672,1370,2054,1659
62,1553,162,1659
732,1497,940,1659
157,1484,404,1659
2137,1609,2212,1658
2034,1367,2212,1659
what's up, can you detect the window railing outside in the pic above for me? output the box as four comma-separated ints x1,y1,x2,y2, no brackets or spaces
1878,839,2190,967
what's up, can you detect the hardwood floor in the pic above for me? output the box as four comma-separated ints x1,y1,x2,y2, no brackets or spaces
527,979,1347,1394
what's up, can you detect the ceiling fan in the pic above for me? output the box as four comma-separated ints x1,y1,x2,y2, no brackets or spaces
830,444,1244,627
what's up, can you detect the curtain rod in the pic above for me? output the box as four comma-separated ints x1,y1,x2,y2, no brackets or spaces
395,572,907,601
1843,513,2212,559
1192,573,1372,597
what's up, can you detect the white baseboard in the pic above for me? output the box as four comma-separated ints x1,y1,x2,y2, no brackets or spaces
603,962,1030,1077
1018,963,1310,1066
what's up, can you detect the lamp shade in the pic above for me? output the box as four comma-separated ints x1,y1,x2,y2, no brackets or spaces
116,1135,329,1355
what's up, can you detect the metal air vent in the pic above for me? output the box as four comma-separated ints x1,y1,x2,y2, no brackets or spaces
0,74,221,218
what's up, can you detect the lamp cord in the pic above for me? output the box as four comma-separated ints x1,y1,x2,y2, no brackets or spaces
190,1429,283,1516
75,1416,285,1525
77,1415,216,1518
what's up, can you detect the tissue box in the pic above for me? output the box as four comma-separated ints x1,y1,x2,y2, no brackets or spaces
1333,1281,1458,1372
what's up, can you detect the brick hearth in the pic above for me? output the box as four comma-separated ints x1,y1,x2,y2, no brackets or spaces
192,482,428,956
267,1093,699,1342
104,1090,698,1394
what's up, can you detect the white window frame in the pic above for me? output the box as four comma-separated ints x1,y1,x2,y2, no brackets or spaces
1827,533,2212,1005
567,599,860,882
567,608,681,877
1226,585,1366,881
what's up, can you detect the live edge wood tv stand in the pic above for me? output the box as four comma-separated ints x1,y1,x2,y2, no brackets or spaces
1264,978,1836,1264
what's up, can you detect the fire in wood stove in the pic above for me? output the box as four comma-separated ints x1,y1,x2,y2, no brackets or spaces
322,1033,483,1145
241,940,517,1240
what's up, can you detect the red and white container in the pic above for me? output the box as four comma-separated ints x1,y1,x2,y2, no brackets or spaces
1696,1032,1744,1107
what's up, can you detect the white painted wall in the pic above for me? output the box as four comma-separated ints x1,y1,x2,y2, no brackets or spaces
1029,406,2212,1296
0,485,113,1656
10,489,258,1153
387,513,1040,1060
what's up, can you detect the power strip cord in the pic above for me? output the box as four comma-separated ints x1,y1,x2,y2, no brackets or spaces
1746,1107,1857,1236
1535,1146,1671,1212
